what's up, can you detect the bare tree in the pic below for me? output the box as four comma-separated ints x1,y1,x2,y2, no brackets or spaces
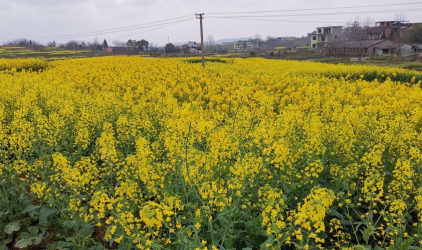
395,13,408,22
4,39,43,50
112,40,126,47
343,17,370,41
64,40,81,50
390,13,411,56
149,42,158,50
93,37,99,46
47,41,56,47
206,35,215,53
327,17,373,57
253,34,262,47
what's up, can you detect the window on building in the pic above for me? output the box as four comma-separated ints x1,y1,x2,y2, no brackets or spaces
335,35,337,39
312,44,316,48
318,29,322,34
313,36,316,40
321,36,325,42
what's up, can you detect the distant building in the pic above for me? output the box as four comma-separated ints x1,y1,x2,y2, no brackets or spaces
232,41,243,50
105,47,138,54
311,26,343,50
326,39,406,55
246,41,254,49
183,41,201,53
367,21,422,40
413,44,422,55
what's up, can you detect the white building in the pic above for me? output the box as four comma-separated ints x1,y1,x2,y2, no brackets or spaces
232,41,243,50
246,41,254,49
311,26,343,50
183,41,201,53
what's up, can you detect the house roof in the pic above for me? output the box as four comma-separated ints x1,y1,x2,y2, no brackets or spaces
316,26,343,29
183,42,198,47
367,27,388,34
329,39,389,48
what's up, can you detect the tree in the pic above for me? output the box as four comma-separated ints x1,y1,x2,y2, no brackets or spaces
391,13,411,56
112,40,127,47
126,39,136,47
252,35,263,47
65,40,77,50
103,39,108,48
149,42,158,50
410,24,422,43
206,35,215,53
343,17,373,41
265,36,276,44
47,41,56,47
395,12,408,22
136,39,149,51
165,43,175,53
93,37,99,46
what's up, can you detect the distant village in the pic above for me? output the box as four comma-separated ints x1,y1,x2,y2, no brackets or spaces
1,18,422,59
103,19,422,57
311,20,422,56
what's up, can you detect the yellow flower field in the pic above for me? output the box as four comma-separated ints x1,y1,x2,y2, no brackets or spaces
1,56,422,249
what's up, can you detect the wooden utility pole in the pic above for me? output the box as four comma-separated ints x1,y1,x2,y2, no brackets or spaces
196,13,205,68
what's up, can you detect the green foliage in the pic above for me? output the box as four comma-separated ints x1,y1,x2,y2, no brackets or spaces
184,58,226,64
136,39,149,51
165,43,175,53
103,39,108,49
410,24,422,44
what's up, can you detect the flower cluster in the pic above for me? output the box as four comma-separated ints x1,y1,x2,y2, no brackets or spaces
1,56,422,249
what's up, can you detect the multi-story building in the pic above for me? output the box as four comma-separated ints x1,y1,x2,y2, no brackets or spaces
232,41,243,50
246,41,254,49
182,41,201,53
366,21,422,40
311,26,343,50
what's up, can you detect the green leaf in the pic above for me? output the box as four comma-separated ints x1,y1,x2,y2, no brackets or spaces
39,207,58,226
4,221,20,234
242,248,253,250
14,238,33,248
32,234,44,245
2,237,12,245
28,226,39,236
55,241,74,249
318,232,328,239
329,208,345,220
21,204,40,218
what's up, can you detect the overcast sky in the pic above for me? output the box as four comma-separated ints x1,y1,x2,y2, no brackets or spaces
1,0,421,46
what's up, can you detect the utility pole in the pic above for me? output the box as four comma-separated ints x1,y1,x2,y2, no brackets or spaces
196,13,205,68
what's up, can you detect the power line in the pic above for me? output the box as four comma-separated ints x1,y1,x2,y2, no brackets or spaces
110,18,193,40
206,1,422,15
207,17,345,24
32,18,195,41
3,15,193,41
206,8,422,19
